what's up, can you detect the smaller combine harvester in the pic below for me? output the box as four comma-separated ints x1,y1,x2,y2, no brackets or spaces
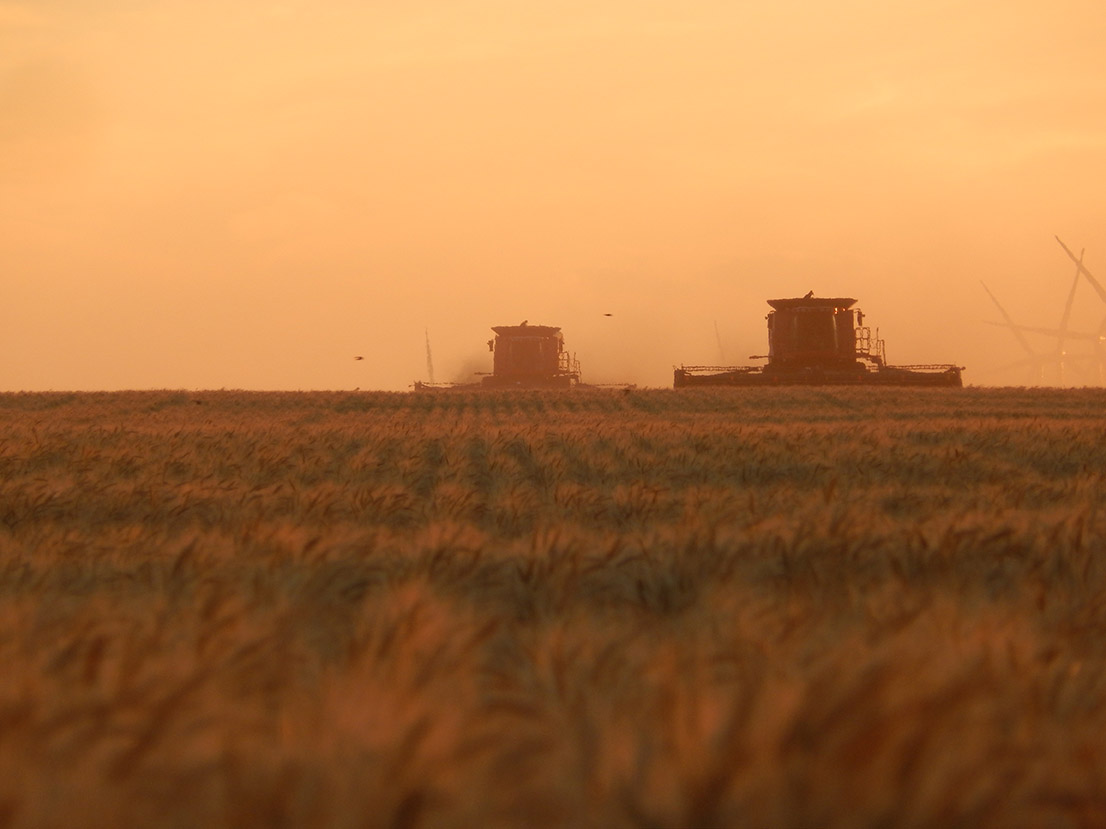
415,322,581,390
674,295,963,387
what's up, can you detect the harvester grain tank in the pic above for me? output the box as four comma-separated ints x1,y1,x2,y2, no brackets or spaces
674,295,963,387
414,321,581,389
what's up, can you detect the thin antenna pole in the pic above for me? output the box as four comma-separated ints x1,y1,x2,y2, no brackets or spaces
425,328,435,384
714,320,726,364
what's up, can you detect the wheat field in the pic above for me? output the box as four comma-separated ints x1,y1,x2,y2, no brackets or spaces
2,387,1105,827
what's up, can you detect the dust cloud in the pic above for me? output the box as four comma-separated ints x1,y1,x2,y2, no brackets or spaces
3,1,1105,389
449,353,493,386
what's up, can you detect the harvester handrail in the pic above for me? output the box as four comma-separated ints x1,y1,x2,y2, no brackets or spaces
677,365,759,373
884,363,965,372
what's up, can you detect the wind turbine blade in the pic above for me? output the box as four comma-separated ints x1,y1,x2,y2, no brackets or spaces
981,281,1036,356
993,356,1045,372
1056,236,1106,305
983,353,1053,385
983,320,1100,341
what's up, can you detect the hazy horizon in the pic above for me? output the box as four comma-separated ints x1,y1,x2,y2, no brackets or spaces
4,0,1105,390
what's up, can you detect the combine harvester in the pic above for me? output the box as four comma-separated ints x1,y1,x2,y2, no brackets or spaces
675,295,963,387
415,322,582,390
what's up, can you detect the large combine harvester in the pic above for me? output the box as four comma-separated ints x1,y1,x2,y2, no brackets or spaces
415,322,581,390
675,295,963,387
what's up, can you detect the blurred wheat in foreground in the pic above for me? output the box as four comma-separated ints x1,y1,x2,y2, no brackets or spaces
2,388,1106,827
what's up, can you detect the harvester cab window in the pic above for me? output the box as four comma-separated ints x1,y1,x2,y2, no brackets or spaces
795,310,835,353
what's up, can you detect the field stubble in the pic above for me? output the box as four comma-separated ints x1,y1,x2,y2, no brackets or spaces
1,388,1106,826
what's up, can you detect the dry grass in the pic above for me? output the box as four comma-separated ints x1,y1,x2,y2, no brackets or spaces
2,387,1106,826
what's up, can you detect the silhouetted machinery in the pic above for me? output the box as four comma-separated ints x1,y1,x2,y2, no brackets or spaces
481,323,581,388
414,321,581,390
674,296,963,387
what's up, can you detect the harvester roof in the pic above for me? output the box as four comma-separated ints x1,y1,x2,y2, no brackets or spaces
491,324,562,337
767,297,857,310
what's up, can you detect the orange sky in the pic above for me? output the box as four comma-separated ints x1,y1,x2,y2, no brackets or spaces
3,0,1105,389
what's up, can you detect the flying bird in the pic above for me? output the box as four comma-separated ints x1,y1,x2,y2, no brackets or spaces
354,356,364,360
603,313,613,317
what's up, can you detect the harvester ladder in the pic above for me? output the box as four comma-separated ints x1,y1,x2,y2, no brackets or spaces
855,326,886,365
